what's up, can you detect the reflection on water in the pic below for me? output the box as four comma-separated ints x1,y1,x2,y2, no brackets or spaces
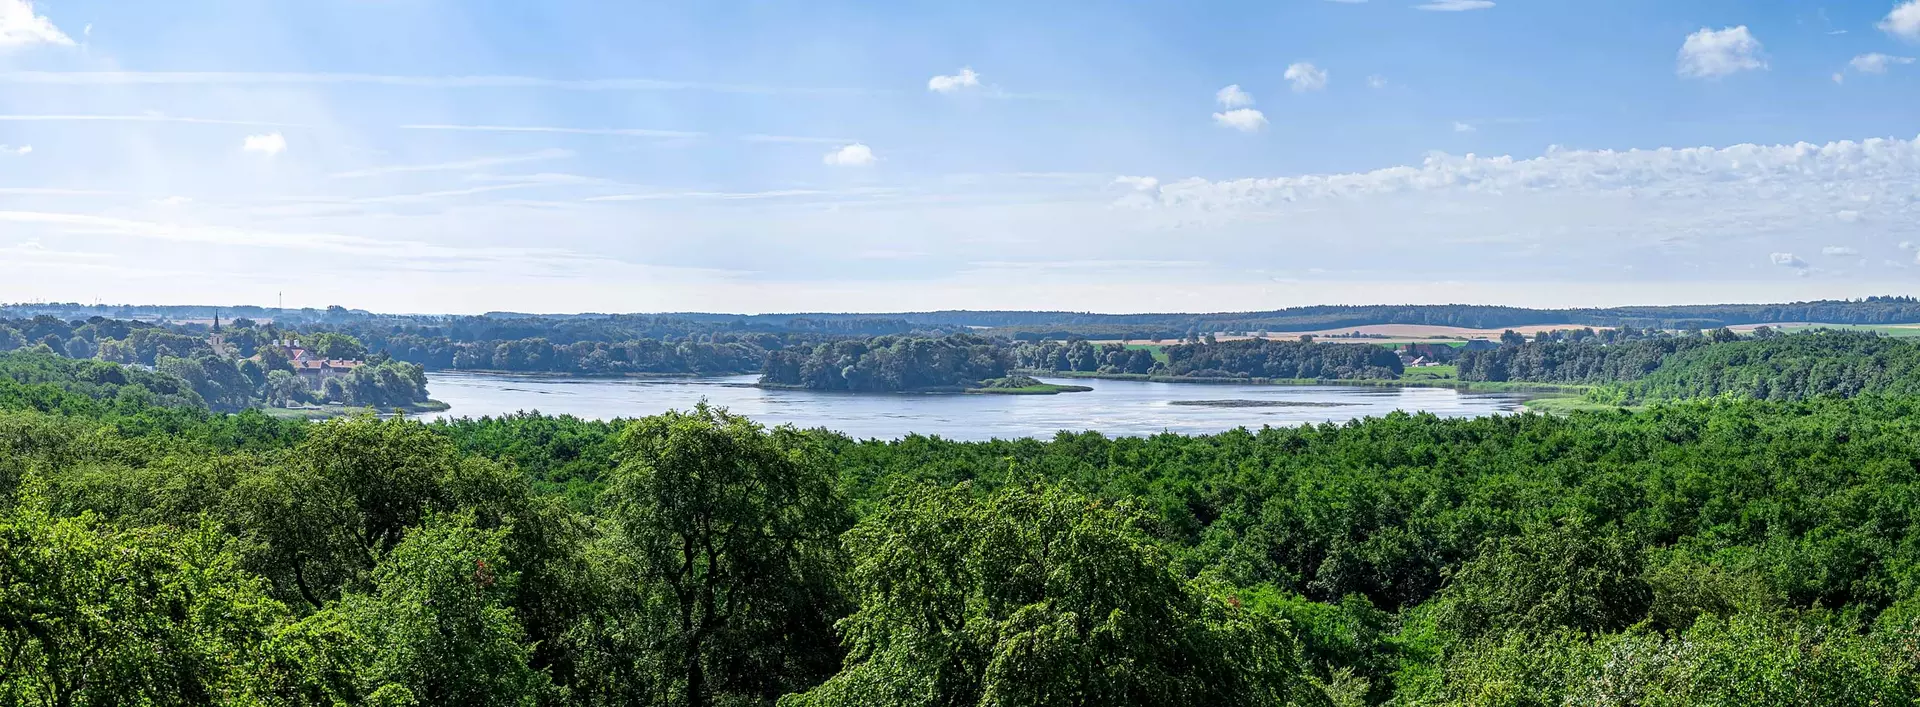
415,373,1530,442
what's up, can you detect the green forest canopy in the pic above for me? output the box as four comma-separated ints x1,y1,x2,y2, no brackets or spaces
15,295,1920,346
7,346,1920,704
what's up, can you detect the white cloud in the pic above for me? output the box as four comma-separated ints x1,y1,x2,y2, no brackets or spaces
1822,246,1859,256
823,143,876,166
242,132,286,157
0,70,875,96
1113,176,1160,191
739,134,859,144
0,0,72,48
1367,75,1388,89
1883,0,1920,41
0,240,108,261
586,187,897,202
1848,52,1916,73
399,123,703,138
0,210,602,267
1284,62,1329,92
0,113,300,127
967,259,1209,272
330,149,573,178
1453,121,1476,133
1212,108,1268,132
1415,0,1494,10
1113,136,1920,275
1678,26,1766,78
1770,252,1809,268
1836,210,1863,223
153,196,193,206
1131,136,1920,206
1215,84,1255,108
928,67,982,93
1834,72,1847,84
0,144,28,155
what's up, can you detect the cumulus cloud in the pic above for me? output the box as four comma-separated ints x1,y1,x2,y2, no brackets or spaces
1883,0,1920,41
1822,246,1859,256
1678,26,1766,78
1453,121,1476,133
927,67,981,93
1112,136,1920,273
1284,62,1329,92
0,144,28,155
1367,75,1388,89
1113,176,1160,191
1849,52,1916,73
822,143,876,166
332,149,572,178
242,132,286,156
1213,108,1268,132
1415,0,1494,10
0,0,72,48
1215,84,1255,108
1771,252,1809,268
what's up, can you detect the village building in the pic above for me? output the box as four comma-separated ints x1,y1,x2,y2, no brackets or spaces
263,337,364,389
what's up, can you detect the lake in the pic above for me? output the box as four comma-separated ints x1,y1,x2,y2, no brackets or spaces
415,372,1532,441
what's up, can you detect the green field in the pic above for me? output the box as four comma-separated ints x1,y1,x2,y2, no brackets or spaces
262,399,451,420
1769,323,1920,337
1399,364,1458,382
1123,343,1171,363
965,382,1093,395
1521,395,1634,415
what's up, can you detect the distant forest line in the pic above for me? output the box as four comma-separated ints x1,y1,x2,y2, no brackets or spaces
9,296,1920,341
10,344,1920,704
16,307,1920,405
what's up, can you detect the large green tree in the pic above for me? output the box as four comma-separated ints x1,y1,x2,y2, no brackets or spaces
231,416,459,608
0,495,286,706
782,484,1312,707
605,404,851,707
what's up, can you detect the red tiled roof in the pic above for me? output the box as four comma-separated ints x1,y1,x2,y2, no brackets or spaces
293,359,363,370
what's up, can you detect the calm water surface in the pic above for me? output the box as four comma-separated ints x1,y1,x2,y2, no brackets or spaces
417,373,1530,441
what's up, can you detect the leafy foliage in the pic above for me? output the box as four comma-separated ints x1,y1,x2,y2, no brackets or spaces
12,331,1920,704
783,484,1309,707
761,335,1010,392
1611,328,1920,402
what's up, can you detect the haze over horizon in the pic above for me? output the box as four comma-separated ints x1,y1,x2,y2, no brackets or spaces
3,0,1920,313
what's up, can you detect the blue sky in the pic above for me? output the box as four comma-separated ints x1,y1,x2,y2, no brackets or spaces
1,0,1919,313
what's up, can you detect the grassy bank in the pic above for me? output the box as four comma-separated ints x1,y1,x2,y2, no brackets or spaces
1522,395,1637,415
433,369,723,378
1018,368,1588,395
755,380,1092,395
261,399,452,420
966,382,1093,395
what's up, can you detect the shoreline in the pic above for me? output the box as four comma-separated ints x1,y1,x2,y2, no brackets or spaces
426,369,730,379
260,399,451,420
756,381,1093,396
1013,369,1589,395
